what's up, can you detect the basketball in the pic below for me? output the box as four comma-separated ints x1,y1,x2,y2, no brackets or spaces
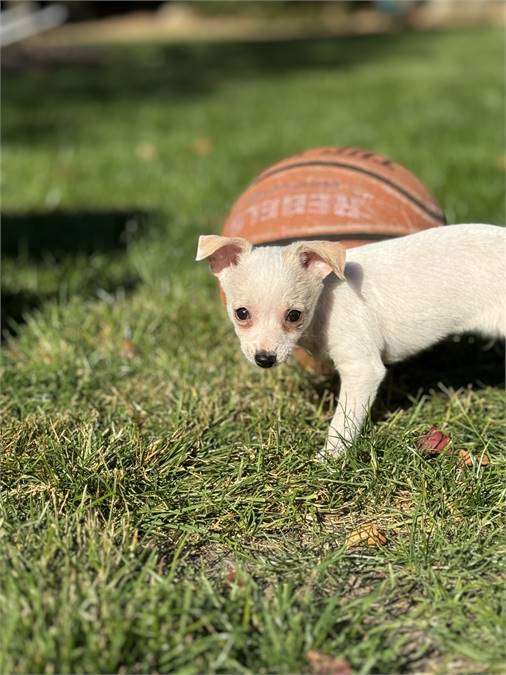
222,147,445,248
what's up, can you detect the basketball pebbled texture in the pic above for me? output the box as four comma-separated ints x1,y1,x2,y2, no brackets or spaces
222,147,446,249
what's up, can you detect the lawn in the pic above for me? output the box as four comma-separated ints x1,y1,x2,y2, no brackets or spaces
1,25,505,674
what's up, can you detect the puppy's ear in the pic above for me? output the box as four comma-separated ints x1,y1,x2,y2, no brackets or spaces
297,241,346,280
196,235,252,276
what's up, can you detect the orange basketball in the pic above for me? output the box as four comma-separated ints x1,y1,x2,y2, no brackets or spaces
222,147,445,249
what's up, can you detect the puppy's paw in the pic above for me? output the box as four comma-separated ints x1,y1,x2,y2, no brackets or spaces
317,437,347,462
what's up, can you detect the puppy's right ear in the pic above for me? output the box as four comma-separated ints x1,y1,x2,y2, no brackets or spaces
296,240,346,280
196,235,252,276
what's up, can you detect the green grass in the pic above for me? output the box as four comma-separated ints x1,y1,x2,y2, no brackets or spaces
1,25,505,674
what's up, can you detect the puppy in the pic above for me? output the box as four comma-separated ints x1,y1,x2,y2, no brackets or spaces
196,224,506,456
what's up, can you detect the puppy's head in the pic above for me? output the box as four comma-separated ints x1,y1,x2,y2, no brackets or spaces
196,235,345,368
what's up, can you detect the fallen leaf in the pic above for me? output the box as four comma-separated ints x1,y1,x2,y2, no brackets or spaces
416,428,491,468
477,453,490,466
416,426,451,454
497,155,506,171
224,563,246,588
119,338,136,358
345,525,388,548
192,136,213,156
457,449,490,467
306,650,352,675
226,567,236,584
136,142,157,161
367,530,388,546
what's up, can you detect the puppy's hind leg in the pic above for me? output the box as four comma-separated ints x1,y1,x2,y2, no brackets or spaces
323,358,386,458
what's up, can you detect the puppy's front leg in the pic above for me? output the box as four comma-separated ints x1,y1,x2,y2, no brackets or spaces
324,359,386,457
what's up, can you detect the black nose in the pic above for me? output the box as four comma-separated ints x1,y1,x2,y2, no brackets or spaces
255,351,277,368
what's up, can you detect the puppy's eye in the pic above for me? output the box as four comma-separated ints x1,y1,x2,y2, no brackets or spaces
235,307,250,321
286,309,302,323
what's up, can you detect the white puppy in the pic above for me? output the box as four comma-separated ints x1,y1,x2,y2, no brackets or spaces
196,224,505,456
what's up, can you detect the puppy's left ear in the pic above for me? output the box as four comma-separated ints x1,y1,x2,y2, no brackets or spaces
196,235,252,276
297,241,346,280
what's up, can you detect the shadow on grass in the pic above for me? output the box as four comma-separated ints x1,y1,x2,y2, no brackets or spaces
310,336,505,417
3,30,435,144
2,208,150,259
2,289,54,338
378,336,505,414
1,208,154,337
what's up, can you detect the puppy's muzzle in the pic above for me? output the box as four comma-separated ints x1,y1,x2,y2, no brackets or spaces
255,351,277,368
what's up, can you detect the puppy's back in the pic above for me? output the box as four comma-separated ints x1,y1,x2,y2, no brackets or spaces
346,224,505,360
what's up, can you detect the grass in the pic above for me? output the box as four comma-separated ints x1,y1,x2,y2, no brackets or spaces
1,25,505,674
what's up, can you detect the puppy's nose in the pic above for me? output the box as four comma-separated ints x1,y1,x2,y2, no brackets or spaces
255,351,277,368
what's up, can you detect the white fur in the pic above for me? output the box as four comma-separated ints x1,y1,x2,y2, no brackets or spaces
197,224,506,457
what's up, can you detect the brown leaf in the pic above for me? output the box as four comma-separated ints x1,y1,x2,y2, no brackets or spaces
497,155,506,172
457,449,490,467
192,136,213,156
345,525,388,549
416,426,451,454
367,530,388,546
136,142,157,161
225,564,237,585
119,338,136,358
306,650,352,675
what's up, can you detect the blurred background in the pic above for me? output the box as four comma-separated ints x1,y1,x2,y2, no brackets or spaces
2,0,504,338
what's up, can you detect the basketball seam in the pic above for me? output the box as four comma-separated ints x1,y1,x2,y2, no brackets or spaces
256,232,403,246
251,160,446,223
